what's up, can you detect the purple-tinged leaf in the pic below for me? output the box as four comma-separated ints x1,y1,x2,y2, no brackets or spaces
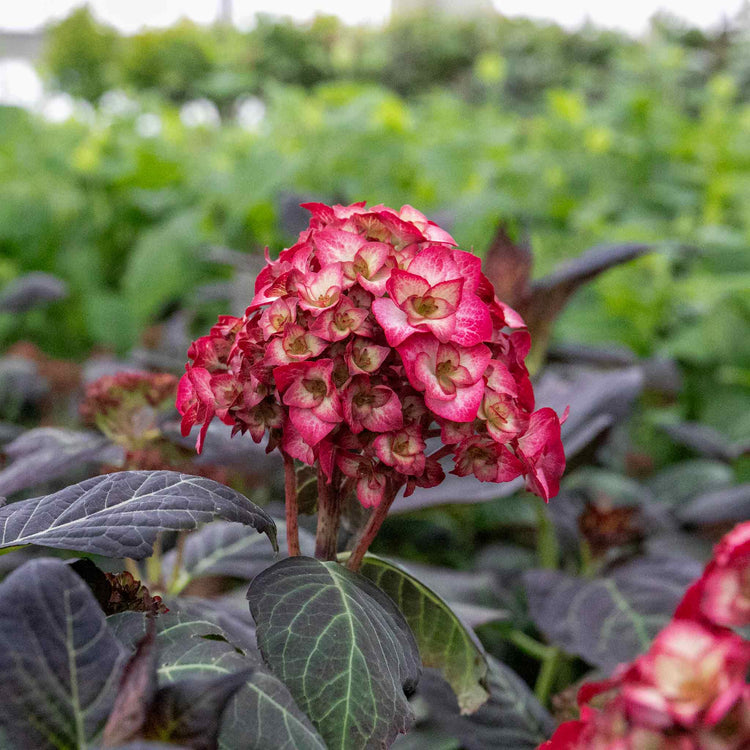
0,427,123,498
660,421,750,463
394,659,554,750
0,558,129,749
676,484,750,526
109,610,327,750
393,365,643,511
143,670,253,750
0,471,277,558
524,556,702,674
0,272,68,312
102,619,158,748
163,520,315,596
248,556,422,749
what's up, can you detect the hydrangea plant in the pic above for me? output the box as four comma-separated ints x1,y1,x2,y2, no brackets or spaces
177,201,566,567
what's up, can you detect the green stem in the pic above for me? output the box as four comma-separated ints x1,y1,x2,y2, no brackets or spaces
534,646,562,706
146,533,163,589
167,530,188,594
534,496,559,570
507,630,553,661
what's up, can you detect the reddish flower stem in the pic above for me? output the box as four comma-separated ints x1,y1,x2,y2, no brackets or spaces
315,470,341,561
346,485,398,572
282,451,300,557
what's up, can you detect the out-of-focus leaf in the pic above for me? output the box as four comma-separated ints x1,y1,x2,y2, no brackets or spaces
646,460,735,507
0,558,128,749
356,554,490,714
102,619,158,748
401,659,554,750
524,556,702,673
161,419,282,473
163,520,315,595
248,556,422,749
0,470,277,558
0,427,122,497
142,670,253,750
0,355,48,419
659,421,750,463
0,271,68,312
393,365,643,511
109,611,327,750
676,484,750,526
482,223,532,307
123,212,202,326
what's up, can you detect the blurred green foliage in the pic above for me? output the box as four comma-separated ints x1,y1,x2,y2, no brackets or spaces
0,7,747,447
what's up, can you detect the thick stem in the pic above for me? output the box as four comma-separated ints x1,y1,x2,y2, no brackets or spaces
315,470,341,561
346,487,397,572
283,451,301,557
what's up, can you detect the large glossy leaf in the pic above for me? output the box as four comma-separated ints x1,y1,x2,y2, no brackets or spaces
394,659,554,750
0,471,277,558
524,556,702,673
356,554,490,714
164,520,315,595
109,611,326,750
248,556,422,749
0,558,128,749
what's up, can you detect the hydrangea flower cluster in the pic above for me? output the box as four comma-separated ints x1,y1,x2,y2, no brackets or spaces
177,202,565,511
539,521,750,750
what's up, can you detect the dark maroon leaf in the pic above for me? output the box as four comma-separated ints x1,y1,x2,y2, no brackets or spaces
102,619,159,748
482,223,532,307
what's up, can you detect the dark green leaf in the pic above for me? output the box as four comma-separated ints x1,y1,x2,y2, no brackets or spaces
110,611,326,750
356,554,490,714
0,558,128,749
248,556,422,749
0,471,277,558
